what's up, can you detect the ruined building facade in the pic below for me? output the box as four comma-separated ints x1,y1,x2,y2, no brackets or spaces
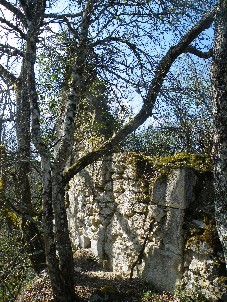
67,153,227,301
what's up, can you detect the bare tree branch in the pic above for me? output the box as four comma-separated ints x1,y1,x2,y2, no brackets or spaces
0,64,18,84
44,12,82,19
0,0,27,27
184,45,213,58
19,0,33,21
0,17,26,39
0,43,24,57
92,36,147,83
63,17,80,39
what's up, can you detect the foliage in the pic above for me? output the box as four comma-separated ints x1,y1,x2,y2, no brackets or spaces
141,288,211,301
175,281,211,302
37,32,121,152
0,228,35,302
122,60,214,157
141,290,179,301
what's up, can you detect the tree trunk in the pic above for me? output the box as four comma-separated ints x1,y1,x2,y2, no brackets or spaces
211,0,227,269
16,77,46,273
39,162,78,302
24,6,77,297
41,159,72,302
51,167,76,301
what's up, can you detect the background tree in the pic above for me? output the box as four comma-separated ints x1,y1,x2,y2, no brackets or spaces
122,59,214,156
211,0,227,269
0,0,220,301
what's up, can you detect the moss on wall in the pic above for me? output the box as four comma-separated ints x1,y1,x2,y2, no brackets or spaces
125,152,212,184
186,218,219,250
153,152,212,172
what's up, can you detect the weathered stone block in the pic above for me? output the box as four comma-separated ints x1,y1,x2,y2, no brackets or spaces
152,169,197,209
142,246,183,292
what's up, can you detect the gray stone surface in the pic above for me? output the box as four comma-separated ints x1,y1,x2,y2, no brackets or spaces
67,152,226,299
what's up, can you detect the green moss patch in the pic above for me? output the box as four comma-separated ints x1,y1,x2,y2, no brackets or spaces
125,152,212,182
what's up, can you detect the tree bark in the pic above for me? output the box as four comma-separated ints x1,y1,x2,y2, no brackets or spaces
41,158,71,301
25,3,77,298
211,0,227,269
52,167,76,301
16,68,46,274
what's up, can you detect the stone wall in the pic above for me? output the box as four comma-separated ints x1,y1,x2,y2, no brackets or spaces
67,153,227,300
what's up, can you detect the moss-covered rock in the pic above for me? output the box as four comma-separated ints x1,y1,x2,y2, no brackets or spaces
124,152,212,185
186,218,220,251
152,152,212,172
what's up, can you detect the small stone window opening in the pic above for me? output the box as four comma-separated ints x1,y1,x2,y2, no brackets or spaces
83,236,91,248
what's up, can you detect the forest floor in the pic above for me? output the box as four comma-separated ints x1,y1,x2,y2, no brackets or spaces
17,248,179,302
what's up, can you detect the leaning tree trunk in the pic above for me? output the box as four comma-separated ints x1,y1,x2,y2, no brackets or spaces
211,0,227,269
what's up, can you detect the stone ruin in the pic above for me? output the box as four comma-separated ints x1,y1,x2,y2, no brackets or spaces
67,152,227,301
